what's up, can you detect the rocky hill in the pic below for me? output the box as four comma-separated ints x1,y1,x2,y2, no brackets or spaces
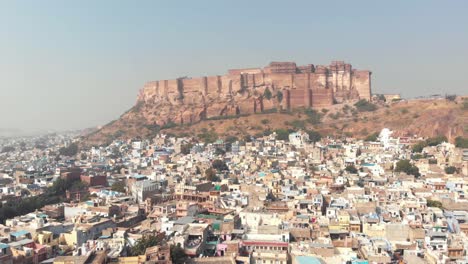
84,97,467,146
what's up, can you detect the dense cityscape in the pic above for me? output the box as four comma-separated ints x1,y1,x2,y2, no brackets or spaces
1,2,468,264
0,106,467,263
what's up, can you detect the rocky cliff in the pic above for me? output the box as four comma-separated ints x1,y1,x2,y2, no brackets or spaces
136,61,371,126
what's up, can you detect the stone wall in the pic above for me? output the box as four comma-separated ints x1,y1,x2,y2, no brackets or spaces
136,61,371,125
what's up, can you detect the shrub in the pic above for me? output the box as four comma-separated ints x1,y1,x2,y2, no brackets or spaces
329,112,342,120
264,88,272,100
197,129,218,144
304,109,322,124
290,119,306,129
277,91,283,103
354,99,377,112
400,108,409,114
463,99,468,110
261,119,270,125
365,132,379,142
445,94,456,101
161,121,177,129
454,137,468,148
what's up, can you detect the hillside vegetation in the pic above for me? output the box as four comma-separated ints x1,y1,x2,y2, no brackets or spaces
83,98,467,146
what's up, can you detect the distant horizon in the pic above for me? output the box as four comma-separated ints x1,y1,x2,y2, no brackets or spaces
1,1,467,131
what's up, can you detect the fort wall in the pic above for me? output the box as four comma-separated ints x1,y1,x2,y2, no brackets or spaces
137,61,371,124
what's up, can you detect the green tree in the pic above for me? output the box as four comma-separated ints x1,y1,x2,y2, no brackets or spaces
59,143,79,156
455,137,468,148
354,99,377,112
426,199,443,209
304,109,322,125
365,132,379,142
180,143,193,155
412,141,427,153
306,130,322,143
111,181,126,193
212,159,228,171
445,166,456,174
205,168,220,182
274,129,291,141
345,165,358,174
395,160,420,177
445,94,456,101
426,136,447,146
290,119,305,129
130,234,162,256
277,91,283,103
171,244,187,263
264,87,272,100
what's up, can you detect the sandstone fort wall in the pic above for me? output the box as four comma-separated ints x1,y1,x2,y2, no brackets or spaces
137,61,371,125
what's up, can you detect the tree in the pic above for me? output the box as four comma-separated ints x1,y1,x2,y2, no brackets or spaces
266,191,277,201
274,129,290,141
395,160,420,177
354,99,377,112
171,244,187,263
1,146,15,153
445,94,456,101
444,166,456,174
59,143,79,156
426,199,443,209
412,141,427,153
277,91,283,103
345,165,358,174
413,136,447,152
365,132,379,142
205,168,220,182
304,109,322,125
130,234,162,256
306,130,322,143
180,143,192,155
263,87,272,100
426,136,447,146
455,137,468,148
111,181,126,193
212,159,228,171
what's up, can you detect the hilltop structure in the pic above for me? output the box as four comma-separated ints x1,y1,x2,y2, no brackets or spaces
137,61,371,125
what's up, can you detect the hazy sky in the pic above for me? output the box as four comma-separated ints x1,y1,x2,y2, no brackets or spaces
0,1,467,132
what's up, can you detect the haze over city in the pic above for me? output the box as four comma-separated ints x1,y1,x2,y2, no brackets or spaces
0,0,467,132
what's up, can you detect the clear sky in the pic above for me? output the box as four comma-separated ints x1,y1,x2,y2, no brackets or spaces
0,0,467,132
